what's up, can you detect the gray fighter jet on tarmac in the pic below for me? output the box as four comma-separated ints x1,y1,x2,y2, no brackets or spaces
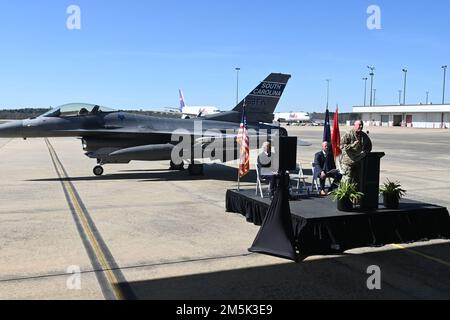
0,73,296,176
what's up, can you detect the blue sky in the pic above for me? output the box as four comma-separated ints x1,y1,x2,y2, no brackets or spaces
0,0,449,112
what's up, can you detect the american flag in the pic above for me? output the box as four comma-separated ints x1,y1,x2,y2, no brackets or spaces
237,103,249,178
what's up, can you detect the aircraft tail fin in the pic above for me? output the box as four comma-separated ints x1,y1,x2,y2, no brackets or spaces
179,89,186,112
233,73,291,123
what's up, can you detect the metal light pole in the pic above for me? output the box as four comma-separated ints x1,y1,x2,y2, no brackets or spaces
442,65,447,104
398,90,402,105
373,89,377,106
402,68,408,105
426,91,429,104
367,66,375,106
362,77,368,106
441,65,447,128
235,67,241,105
326,79,331,109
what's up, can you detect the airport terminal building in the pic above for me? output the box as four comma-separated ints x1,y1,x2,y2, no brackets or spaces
353,104,450,128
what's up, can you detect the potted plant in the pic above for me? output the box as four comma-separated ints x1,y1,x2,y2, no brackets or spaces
330,181,364,212
380,179,406,209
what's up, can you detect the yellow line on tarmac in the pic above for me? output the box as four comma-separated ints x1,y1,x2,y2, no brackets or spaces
45,139,125,300
0,138,13,150
391,244,450,268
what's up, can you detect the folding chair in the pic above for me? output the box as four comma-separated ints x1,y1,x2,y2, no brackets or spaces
255,162,273,198
311,162,332,194
295,163,308,193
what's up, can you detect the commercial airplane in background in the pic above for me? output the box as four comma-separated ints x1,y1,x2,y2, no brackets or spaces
178,89,220,119
0,73,300,176
274,112,310,124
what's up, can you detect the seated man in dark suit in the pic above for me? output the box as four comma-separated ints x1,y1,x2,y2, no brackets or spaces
314,141,342,196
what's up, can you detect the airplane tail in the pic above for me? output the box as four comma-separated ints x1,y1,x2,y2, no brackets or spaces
204,73,291,123
179,89,186,112
234,73,291,123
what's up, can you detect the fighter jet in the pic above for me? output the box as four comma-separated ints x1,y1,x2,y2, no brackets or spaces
0,73,293,176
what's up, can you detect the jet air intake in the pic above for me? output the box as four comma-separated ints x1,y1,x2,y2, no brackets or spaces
0,120,23,138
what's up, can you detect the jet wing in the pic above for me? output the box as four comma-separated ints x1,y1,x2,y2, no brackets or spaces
54,127,237,137
54,128,311,146
52,127,173,136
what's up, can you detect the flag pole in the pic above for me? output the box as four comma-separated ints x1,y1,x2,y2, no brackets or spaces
237,142,241,191
237,167,241,191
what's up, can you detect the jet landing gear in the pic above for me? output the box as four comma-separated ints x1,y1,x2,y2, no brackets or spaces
169,161,185,171
188,163,204,176
93,159,105,176
93,165,104,176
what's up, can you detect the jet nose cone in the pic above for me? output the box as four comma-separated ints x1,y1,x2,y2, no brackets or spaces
0,120,23,138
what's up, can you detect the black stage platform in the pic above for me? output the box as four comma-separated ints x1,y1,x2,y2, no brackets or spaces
226,189,450,254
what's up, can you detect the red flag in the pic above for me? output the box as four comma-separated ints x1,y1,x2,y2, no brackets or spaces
331,106,342,160
238,105,250,178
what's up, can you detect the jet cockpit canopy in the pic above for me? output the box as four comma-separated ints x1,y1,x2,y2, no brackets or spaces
42,103,116,117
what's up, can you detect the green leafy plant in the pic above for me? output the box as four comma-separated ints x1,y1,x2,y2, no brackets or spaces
380,179,406,201
330,180,364,202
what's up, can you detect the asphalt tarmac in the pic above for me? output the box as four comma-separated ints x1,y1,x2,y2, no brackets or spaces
0,125,449,299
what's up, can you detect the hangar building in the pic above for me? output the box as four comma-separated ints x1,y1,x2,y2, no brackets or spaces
352,104,450,128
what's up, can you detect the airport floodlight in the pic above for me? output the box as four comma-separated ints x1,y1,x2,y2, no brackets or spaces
442,66,447,104
367,66,375,106
402,68,408,105
326,79,331,108
362,78,368,106
235,67,241,105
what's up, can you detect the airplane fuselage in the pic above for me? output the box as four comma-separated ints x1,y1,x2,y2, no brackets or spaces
2,111,281,165
16,111,276,139
0,73,291,175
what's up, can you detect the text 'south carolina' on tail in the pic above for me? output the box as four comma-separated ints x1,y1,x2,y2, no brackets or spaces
233,73,291,123
204,73,291,124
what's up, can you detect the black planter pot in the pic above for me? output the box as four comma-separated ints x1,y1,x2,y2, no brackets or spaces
383,194,399,209
337,197,353,212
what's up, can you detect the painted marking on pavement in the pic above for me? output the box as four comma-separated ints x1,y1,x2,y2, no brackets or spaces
45,138,134,300
0,138,13,150
391,243,450,268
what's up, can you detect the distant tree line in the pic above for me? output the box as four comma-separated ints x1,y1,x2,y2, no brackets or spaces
126,110,182,119
0,108,51,119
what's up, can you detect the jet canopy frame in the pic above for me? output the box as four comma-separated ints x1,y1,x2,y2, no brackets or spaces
42,103,116,118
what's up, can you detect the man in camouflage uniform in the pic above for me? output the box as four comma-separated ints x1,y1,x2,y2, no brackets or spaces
341,120,372,185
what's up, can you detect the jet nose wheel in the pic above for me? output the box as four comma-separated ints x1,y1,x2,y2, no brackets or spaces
169,161,185,171
93,165,104,176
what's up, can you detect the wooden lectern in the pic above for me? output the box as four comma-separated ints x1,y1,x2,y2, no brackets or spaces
359,152,385,211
